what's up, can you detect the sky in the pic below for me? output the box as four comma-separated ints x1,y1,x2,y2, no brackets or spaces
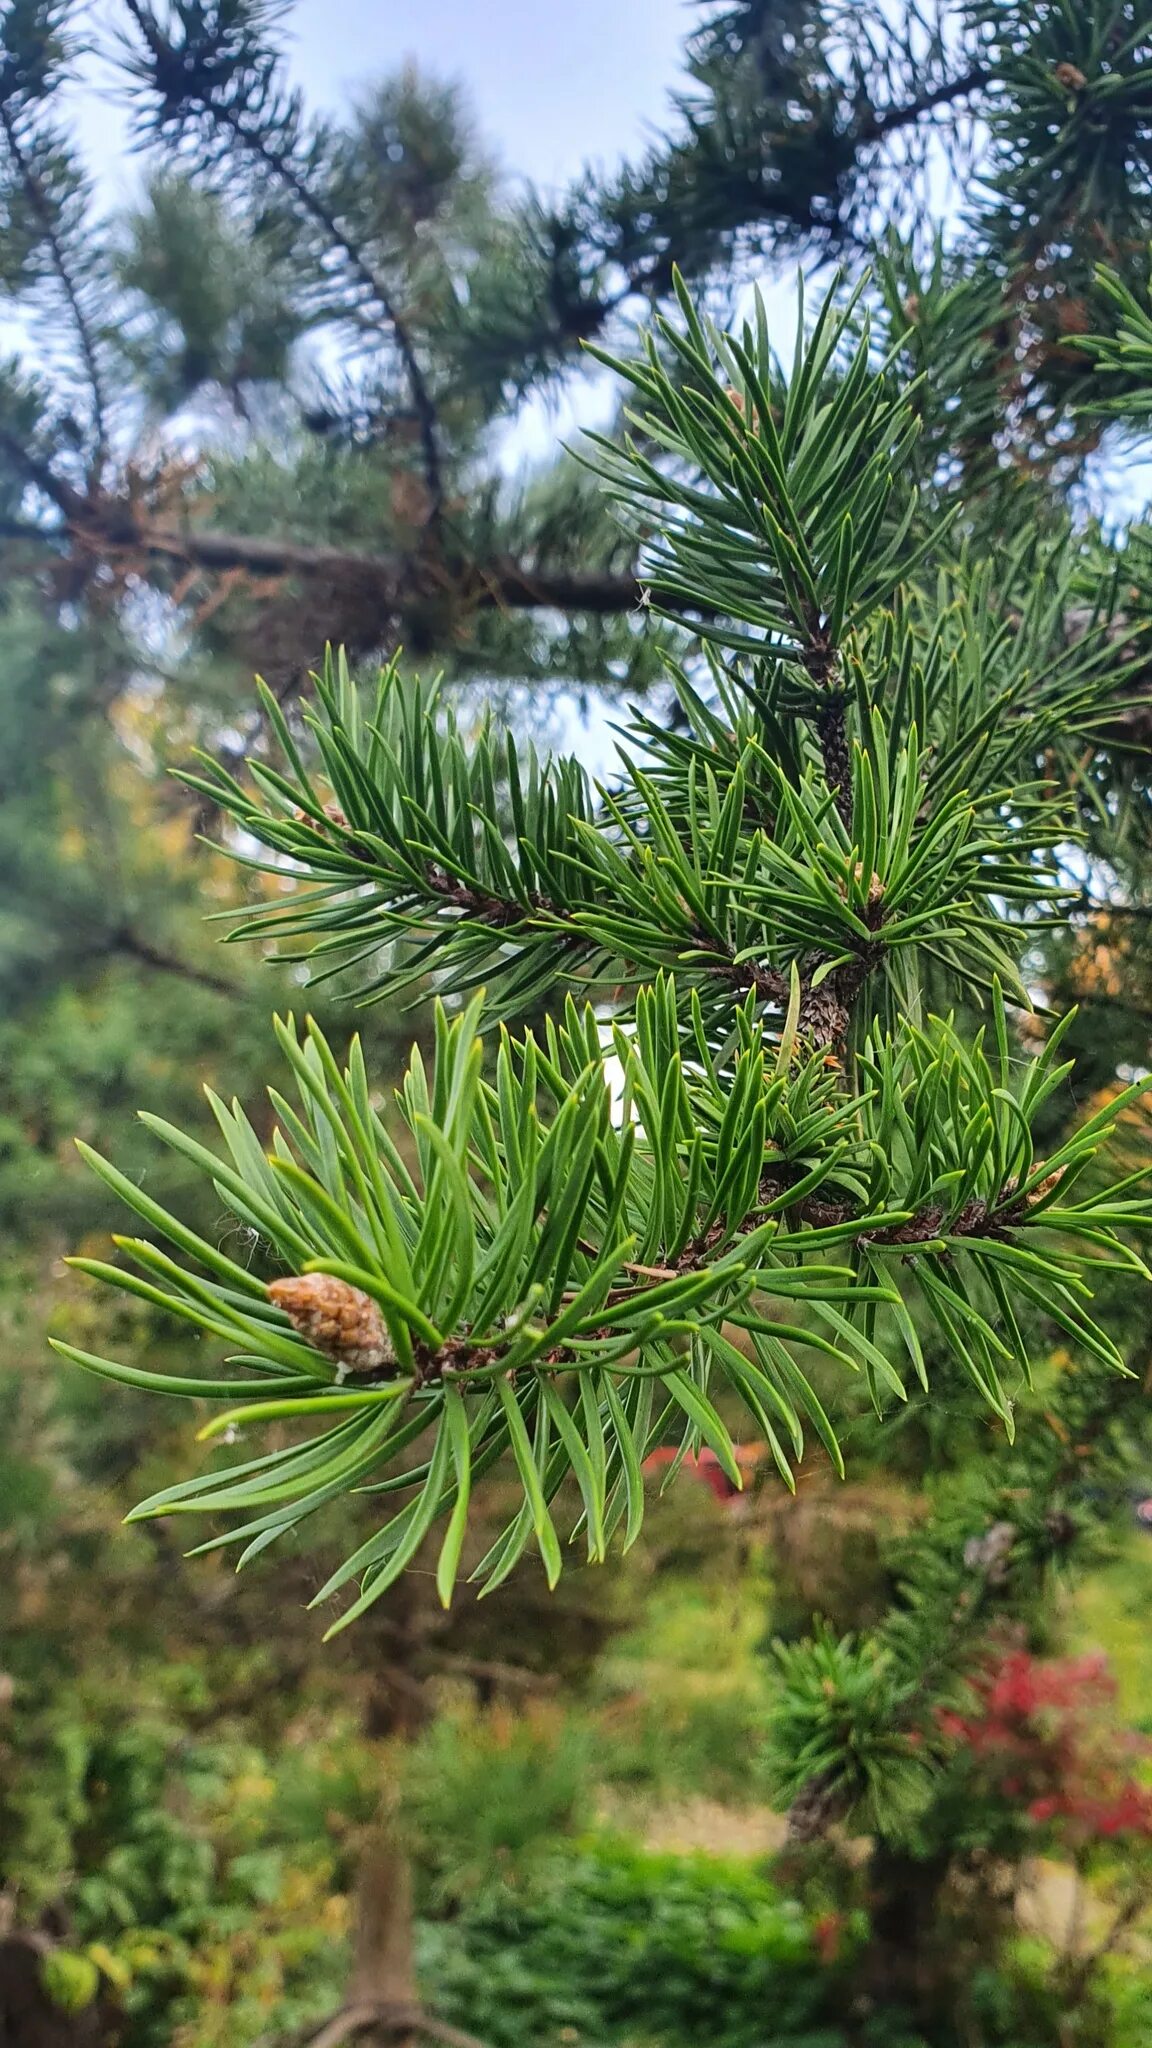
283,0,691,192
71,0,693,200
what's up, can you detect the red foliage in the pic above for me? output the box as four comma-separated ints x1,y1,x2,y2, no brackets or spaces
940,1651,1152,1842
641,1444,765,1502
811,1911,846,1964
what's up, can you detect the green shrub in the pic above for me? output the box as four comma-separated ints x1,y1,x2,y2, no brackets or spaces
403,1703,596,1900
420,1834,863,2048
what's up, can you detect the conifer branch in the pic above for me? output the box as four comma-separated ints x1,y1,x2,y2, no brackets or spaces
209,107,445,526
118,0,445,524
854,66,990,147
771,1348,1146,1842
109,926,244,1000
127,521,649,616
0,100,109,472
57,273,1152,1626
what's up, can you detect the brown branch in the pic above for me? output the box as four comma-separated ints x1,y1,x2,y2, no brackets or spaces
211,111,443,527
416,864,789,1007
1064,990,1152,1031
418,2020,492,2048
251,155,442,528
426,869,550,930
109,927,244,999
854,67,990,147
298,2003,381,2048
430,1652,558,1694
688,935,788,1006
0,422,88,522
406,829,882,1043
814,697,853,833
128,519,650,616
309,1171,1032,1395
690,1171,1016,1267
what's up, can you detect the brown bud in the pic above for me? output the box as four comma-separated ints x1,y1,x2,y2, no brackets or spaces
724,385,760,434
1053,61,1087,91
293,802,348,830
837,861,884,906
268,1274,393,1374
1027,1165,1065,1208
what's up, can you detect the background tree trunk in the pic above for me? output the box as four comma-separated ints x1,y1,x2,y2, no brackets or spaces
0,1937,108,2048
316,1836,419,2048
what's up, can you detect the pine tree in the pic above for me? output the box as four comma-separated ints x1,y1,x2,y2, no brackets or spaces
6,2,1152,2037
2,1,1152,698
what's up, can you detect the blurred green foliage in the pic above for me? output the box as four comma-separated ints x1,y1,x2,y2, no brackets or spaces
0,1682,367,2045
421,1837,853,2048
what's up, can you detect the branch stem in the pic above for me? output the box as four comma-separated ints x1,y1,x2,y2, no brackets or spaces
0,104,109,474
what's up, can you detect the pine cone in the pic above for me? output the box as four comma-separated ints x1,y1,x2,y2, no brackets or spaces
799,979,853,1052
267,1274,394,1374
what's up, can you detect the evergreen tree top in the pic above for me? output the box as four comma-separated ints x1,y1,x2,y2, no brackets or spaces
1,0,1151,688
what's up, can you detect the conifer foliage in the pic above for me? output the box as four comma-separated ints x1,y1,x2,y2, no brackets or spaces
4,0,1152,683
56,281,1152,1633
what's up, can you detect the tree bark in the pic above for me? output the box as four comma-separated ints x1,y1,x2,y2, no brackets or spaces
861,1844,955,2022
0,1937,108,2048
344,1837,419,2048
